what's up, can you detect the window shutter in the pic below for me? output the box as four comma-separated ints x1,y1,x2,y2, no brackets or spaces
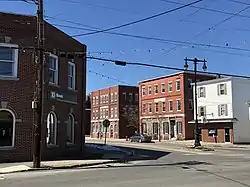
225,104,228,116
224,84,227,95
217,84,220,95
218,105,221,116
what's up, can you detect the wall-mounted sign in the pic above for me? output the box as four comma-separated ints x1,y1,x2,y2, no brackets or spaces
48,90,77,104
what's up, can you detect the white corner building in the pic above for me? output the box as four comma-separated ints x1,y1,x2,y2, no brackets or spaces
190,77,250,143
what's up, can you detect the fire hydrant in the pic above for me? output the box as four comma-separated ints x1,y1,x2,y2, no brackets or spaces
125,136,128,141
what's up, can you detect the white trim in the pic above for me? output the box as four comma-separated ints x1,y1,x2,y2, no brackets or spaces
176,79,180,91
176,99,181,111
168,82,173,92
0,43,19,78
168,100,173,112
140,113,185,119
154,98,165,102
148,85,152,95
91,119,119,123
100,106,108,109
0,108,16,149
68,61,76,90
161,83,165,93
48,53,59,85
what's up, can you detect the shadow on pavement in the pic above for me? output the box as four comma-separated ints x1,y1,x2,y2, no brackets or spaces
84,143,171,162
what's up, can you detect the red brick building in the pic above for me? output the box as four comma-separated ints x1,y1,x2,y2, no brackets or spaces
90,85,139,139
139,71,216,140
0,12,86,162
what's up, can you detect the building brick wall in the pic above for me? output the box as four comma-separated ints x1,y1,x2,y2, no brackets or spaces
0,12,86,162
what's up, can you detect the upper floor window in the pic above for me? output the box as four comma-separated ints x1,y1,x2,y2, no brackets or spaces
135,94,138,102
142,104,146,114
154,85,158,94
148,86,152,95
123,92,126,101
92,97,96,106
114,92,118,101
68,62,76,90
0,44,18,77
218,83,227,95
111,93,114,102
198,87,206,98
129,93,132,101
148,103,152,113
218,104,228,116
142,87,146,96
162,102,166,112
48,54,58,85
168,100,173,111
155,103,159,113
176,80,180,91
168,82,173,92
176,99,181,111
198,106,206,117
111,108,114,118
161,83,165,93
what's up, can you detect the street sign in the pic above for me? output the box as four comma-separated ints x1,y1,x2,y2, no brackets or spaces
103,119,110,128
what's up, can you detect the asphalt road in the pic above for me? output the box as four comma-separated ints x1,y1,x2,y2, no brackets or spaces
1,143,250,187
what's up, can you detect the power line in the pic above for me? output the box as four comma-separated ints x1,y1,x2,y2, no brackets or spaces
160,0,250,19
88,69,129,84
228,0,250,5
86,56,250,79
71,0,203,37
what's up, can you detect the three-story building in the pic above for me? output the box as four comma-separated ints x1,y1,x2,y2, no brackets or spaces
139,71,215,140
91,85,139,139
190,77,250,143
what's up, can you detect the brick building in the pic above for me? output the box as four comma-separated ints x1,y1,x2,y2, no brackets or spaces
0,12,86,162
90,85,139,139
139,71,216,140
85,95,91,136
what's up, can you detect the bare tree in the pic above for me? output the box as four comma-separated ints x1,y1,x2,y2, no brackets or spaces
154,113,164,142
122,104,139,131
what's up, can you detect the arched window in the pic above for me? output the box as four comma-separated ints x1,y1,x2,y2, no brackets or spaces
0,109,15,147
66,114,75,144
47,112,57,145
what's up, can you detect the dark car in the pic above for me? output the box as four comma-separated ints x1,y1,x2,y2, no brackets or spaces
129,133,152,143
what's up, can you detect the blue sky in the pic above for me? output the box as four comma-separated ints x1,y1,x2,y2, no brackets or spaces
1,0,250,93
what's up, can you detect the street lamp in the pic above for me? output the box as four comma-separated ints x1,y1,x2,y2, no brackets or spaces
184,57,207,147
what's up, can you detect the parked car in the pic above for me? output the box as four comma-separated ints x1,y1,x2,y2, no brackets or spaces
129,133,152,143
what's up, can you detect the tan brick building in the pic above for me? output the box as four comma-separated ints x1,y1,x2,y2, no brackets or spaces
139,71,216,140
0,12,86,162
90,85,139,139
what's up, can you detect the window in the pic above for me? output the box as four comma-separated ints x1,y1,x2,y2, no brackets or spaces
68,62,76,90
105,109,109,118
153,123,159,134
218,104,228,116
114,124,118,132
48,54,58,85
177,121,182,134
111,108,114,118
208,128,217,137
142,87,146,96
96,96,99,105
114,92,118,101
198,87,206,98
135,94,138,102
161,83,165,93
148,103,152,113
142,123,147,134
46,112,57,145
198,106,206,117
176,99,181,111
163,122,169,134
92,97,96,106
100,110,103,119
114,107,118,117
0,109,15,147
67,114,75,144
168,82,173,92
96,110,99,119
155,103,159,113
129,93,132,102
142,104,146,114
168,100,173,111
162,102,166,112
218,83,227,95
0,44,18,77
105,95,109,103
111,93,114,102
148,86,152,95
188,78,193,89
188,99,193,110
92,110,95,120
154,85,158,94
176,80,180,91
123,92,126,100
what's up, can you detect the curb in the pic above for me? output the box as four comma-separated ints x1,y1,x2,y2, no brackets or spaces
0,160,126,175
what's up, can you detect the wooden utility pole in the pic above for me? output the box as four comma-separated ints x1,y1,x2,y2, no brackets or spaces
33,0,44,168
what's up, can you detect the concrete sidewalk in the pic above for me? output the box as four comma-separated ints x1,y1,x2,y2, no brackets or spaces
0,159,120,174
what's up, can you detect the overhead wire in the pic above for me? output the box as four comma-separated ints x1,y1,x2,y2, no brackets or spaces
71,0,204,37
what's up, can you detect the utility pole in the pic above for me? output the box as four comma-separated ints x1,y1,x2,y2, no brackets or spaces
184,57,207,147
33,0,44,168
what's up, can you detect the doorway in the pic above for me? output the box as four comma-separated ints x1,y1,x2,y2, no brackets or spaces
224,128,230,143
170,120,175,138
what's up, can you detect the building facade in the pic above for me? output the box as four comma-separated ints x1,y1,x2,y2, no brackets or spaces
139,71,216,141
90,85,139,139
190,77,250,143
0,12,87,162
85,95,91,136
